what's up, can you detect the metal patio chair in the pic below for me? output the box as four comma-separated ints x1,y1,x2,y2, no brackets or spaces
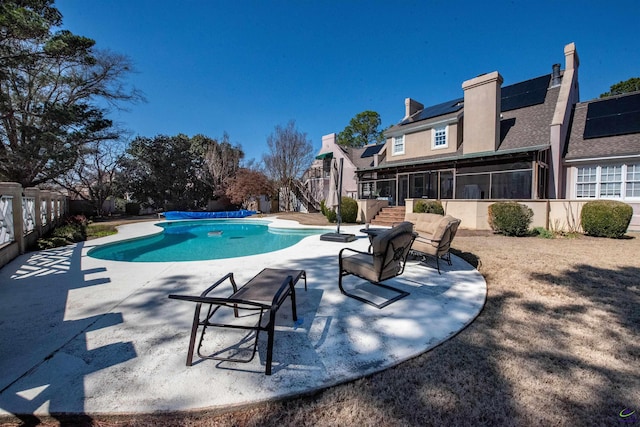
338,222,416,309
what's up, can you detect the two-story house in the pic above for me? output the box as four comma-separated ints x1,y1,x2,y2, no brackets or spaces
355,43,580,206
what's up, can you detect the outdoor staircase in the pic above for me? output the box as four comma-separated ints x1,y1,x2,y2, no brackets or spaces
370,206,406,227
292,179,321,213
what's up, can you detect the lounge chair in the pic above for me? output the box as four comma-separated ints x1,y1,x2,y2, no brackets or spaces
338,222,417,309
169,268,306,375
410,215,461,274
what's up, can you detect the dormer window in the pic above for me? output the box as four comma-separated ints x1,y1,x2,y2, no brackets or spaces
393,135,405,155
433,125,448,149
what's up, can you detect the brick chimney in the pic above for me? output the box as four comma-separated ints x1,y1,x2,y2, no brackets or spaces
462,71,503,155
404,98,424,120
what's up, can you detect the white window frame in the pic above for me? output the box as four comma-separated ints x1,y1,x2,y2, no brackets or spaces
392,135,405,155
599,165,622,198
432,125,448,149
626,163,640,198
574,163,640,201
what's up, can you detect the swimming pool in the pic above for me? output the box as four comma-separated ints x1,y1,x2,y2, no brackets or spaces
87,220,325,262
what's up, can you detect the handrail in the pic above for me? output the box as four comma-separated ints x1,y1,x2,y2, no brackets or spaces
291,179,321,212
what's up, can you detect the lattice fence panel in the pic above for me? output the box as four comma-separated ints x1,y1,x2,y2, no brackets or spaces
23,196,35,235
0,195,14,245
41,199,48,226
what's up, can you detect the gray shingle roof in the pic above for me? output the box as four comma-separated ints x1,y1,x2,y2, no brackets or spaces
565,98,640,161
374,75,560,171
498,85,559,151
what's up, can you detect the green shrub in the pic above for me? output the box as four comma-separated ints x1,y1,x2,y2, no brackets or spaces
125,202,140,215
320,199,337,222
414,200,445,215
36,215,88,249
581,200,632,238
37,236,70,250
488,202,533,237
533,226,555,239
340,197,358,223
52,223,86,242
320,198,357,223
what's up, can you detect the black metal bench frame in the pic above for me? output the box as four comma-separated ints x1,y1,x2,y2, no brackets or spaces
169,268,306,375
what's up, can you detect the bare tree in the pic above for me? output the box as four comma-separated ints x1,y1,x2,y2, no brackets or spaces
54,137,128,216
263,120,314,211
193,133,244,198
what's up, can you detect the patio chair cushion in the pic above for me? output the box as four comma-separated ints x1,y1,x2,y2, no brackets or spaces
370,221,415,277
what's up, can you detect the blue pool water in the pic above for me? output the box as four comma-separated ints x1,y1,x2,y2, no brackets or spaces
87,220,325,262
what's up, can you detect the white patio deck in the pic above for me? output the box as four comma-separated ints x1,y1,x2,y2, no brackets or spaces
0,218,486,418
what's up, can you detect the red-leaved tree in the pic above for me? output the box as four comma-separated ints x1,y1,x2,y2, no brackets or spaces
225,168,273,208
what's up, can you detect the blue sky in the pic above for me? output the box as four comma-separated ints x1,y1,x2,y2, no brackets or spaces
55,0,639,164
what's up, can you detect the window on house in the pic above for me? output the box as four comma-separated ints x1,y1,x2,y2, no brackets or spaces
456,174,490,199
491,170,532,199
433,126,447,149
576,166,597,198
626,164,640,197
600,165,622,197
439,170,454,199
393,135,404,155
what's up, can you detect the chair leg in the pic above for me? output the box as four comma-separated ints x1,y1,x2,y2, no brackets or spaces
186,304,203,366
339,269,409,309
289,280,298,322
265,309,276,375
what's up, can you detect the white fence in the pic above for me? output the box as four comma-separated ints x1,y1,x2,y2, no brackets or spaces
0,182,68,269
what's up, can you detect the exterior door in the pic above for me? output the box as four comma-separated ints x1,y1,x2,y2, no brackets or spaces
398,174,409,206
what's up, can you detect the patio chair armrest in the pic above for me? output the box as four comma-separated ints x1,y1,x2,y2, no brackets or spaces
339,247,372,258
168,294,270,310
198,272,237,297
270,275,294,310
415,235,441,245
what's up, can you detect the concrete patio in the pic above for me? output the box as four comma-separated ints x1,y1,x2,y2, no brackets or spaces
0,218,486,418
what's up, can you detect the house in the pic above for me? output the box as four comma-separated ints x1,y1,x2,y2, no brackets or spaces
563,91,640,229
305,42,638,230
305,133,383,204
354,42,581,206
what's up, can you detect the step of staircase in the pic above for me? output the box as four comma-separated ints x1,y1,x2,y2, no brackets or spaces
370,206,406,227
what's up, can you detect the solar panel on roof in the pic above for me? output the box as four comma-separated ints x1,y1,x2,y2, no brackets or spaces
583,92,640,139
501,75,550,112
360,144,384,158
400,98,463,125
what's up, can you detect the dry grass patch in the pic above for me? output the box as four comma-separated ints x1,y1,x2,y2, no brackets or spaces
5,222,638,427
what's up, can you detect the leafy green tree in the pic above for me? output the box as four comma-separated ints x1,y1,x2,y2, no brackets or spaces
118,135,205,210
336,110,385,148
263,120,314,211
118,134,244,210
0,0,141,187
600,77,640,98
